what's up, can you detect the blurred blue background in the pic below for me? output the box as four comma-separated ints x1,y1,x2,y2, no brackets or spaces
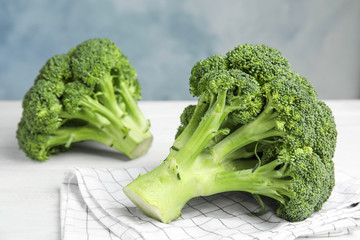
1,0,359,100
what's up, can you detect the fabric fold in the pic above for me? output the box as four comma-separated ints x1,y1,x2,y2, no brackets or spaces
60,168,360,240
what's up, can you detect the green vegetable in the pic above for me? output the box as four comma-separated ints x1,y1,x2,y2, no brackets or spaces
124,44,337,223
17,38,152,161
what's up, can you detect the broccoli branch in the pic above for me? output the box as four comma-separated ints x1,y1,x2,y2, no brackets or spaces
212,99,284,162
58,74,152,158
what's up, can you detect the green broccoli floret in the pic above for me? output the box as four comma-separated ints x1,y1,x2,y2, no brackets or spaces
17,38,152,161
124,44,337,223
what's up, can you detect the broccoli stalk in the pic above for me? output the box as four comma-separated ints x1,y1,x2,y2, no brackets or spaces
48,79,151,159
17,38,152,160
124,95,283,223
212,98,283,161
124,152,291,223
124,44,337,223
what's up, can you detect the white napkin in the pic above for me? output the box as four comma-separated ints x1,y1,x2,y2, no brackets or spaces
60,168,360,240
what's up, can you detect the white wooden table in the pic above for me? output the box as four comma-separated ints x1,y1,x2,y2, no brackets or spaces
0,100,359,239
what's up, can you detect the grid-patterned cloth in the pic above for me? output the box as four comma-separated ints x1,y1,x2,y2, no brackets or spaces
60,168,360,240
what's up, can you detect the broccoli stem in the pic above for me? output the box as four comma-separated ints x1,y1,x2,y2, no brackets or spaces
118,81,149,128
124,151,292,223
209,161,293,204
97,74,149,132
97,74,121,115
172,91,230,166
58,76,152,158
212,101,283,161
45,123,151,158
96,75,152,158
46,125,115,149
124,152,220,223
173,95,209,149
222,157,258,171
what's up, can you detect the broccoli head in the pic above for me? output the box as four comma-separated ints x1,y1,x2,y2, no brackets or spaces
124,44,337,223
17,38,152,161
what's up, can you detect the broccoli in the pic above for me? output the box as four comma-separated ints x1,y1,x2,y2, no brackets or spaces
124,44,337,223
17,38,152,161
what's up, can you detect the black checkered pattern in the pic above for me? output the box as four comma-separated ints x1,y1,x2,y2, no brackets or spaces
61,168,360,240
